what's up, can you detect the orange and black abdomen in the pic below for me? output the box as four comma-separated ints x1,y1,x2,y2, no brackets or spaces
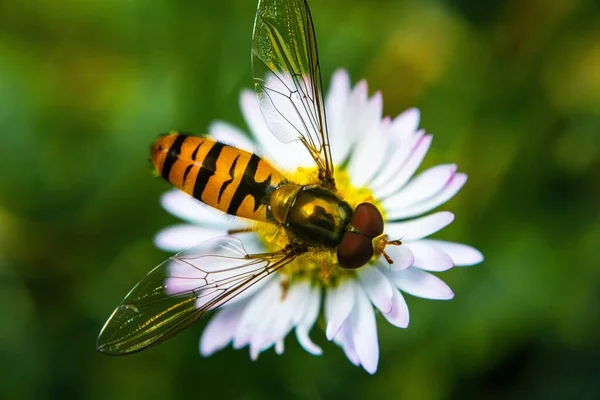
151,132,285,222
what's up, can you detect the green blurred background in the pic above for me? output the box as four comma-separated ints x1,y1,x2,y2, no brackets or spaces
1,0,599,398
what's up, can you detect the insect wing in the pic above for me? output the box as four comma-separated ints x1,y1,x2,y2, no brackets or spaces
252,0,335,186
97,237,295,355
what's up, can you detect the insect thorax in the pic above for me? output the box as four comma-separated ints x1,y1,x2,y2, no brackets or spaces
270,184,353,248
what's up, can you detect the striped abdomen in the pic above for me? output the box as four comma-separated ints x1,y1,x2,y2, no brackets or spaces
151,132,285,222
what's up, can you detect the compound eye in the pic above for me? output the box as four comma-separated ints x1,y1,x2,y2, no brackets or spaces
337,232,373,269
351,203,384,239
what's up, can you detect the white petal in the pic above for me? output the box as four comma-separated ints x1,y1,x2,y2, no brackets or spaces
382,287,409,328
370,130,425,194
160,190,240,228
380,245,414,271
418,239,483,266
240,90,313,169
208,121,254,152
333,319,360,366
295,285,323,356
390,108,420,140
325,280,356,340
346,81,369,128
330,80,370,166
275,340,284,355
325,283,355,337
249,314,282,358
392,268,454,300
381,164,457,207
248,280,314,358
233,276,282,349
326,70,351,122
350,286,379,374
353,116,393,187
372,134,433,199
384,132,432,192
248,276,302,358
259,280,311,352
326,69,353,164
385,212,455,241
250,310,279,359
386,173,468,220
348,93,387,186
154,224,227,252
405,241,454,271
358,266,394,313
289,281,314,326
199,301,245,356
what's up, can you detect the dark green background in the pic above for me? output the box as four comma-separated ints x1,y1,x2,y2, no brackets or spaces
1,0,599,398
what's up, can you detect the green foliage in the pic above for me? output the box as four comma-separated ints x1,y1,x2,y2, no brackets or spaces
1,0,599,398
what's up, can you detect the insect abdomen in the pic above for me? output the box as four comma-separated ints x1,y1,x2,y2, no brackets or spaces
151,132,284,222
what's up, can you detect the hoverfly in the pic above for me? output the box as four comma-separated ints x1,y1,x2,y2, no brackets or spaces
97,0,401,355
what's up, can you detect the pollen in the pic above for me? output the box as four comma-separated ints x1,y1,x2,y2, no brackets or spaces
249,165,386,287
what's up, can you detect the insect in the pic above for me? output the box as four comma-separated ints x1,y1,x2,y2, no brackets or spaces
97,0,401,356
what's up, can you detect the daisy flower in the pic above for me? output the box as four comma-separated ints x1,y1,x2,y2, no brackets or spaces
154,69,483,374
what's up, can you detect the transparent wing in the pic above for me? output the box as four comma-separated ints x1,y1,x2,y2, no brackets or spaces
96,237,298,355
252,0,335,187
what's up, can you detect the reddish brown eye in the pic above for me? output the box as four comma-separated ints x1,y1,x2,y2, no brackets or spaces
337,232,374,269
351,203,384,239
